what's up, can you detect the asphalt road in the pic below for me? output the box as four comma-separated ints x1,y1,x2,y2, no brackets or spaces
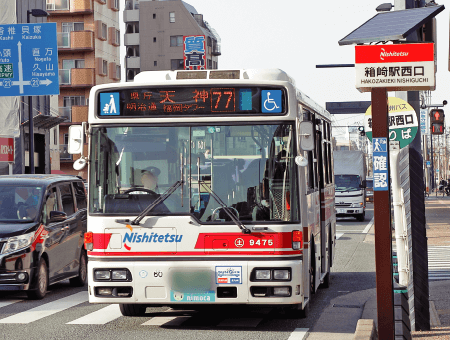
0,205,376,340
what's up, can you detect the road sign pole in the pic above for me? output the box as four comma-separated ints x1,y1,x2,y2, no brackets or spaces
28,96,34,174
372,87,394,340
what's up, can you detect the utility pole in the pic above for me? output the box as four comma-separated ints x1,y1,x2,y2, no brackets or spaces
394,0,430,332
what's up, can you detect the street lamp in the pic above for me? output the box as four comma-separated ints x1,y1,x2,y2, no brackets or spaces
26,8,49,174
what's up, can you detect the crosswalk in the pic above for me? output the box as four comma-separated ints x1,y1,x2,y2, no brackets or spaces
428,246,450,281
0,292,272,327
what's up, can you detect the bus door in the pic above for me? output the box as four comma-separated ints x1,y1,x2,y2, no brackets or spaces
315,127,327,275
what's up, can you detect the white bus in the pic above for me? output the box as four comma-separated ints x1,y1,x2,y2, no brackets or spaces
69,69,336,318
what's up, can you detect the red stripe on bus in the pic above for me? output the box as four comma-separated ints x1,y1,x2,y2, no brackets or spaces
194,232,292,249
87,250,302,256
93,233,112,250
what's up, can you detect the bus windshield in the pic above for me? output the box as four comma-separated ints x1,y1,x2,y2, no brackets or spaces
89,123,299,223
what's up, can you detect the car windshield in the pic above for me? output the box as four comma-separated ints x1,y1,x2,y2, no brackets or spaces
89,124,300,223
366,180,373,189
335,175,361,192
0,186,43,222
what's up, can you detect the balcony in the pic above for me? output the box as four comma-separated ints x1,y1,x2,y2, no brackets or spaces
212,45,221,56
46,0,93,14
57,31,94,52
123,9,139,22
60,144,73,161
124,33,139,46
126,57,140,69
59,106,72,121
59,68,94,87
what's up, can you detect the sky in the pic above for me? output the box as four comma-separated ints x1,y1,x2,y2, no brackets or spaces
120,0,450,139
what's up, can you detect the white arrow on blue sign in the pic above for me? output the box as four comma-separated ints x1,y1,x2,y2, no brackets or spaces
0,23,59,97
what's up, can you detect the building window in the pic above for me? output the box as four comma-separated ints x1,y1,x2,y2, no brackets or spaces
62,59,85,69
154,61,157,67
153,37,156,43
103,60,108,75
171,59,184,70
153,13,156,19
169,12,175,23
62,22,84,32
114,0,119,10
115,29,120,45
102,23,107,40
208,59,212,69
116,65,121,80
170,35,183,47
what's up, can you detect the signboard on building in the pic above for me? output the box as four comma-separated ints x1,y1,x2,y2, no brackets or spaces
364,97,418,149
0,23,59,97
183,35,206,70
355,43,435,92
420,108,428,135
0,137,14,162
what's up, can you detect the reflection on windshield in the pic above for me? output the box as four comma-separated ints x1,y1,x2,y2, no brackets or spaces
0,186,43,222
334,175,361,192
90,124,300,223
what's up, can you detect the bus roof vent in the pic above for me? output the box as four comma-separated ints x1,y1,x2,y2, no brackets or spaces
209,70,240,79
176,71,208,80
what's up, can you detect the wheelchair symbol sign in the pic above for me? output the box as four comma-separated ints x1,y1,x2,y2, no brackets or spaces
261,90,282,113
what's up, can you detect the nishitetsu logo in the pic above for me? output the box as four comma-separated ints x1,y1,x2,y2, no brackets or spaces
380,48,409,61
123,232,183,251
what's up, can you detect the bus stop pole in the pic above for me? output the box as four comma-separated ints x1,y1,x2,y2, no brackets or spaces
372,87,394,339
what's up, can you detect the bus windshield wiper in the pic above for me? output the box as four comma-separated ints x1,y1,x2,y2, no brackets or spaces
199,181,251,234
131,180,183,225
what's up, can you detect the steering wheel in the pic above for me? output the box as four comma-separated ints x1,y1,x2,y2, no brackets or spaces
123,187,157,195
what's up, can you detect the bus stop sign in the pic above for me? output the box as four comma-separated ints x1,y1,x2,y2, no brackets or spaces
364,97,418,149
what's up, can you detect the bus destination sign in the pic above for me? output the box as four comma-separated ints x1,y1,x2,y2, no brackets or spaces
98,86,285,117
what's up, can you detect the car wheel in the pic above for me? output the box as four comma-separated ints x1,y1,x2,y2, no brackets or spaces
70,251,87,287
119,304,147,316
27,258,48,300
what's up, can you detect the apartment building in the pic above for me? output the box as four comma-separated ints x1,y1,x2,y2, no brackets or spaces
46,0,121,176
124,0,221,81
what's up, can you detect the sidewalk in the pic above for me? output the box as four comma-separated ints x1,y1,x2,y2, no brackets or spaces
359,194,450,339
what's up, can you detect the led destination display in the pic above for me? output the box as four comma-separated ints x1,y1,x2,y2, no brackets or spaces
98,86,285,117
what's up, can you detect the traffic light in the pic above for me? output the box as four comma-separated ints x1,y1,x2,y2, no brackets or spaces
358,126,365,136
430,109,445,135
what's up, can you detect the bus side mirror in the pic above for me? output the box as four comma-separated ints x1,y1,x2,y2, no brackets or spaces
68,124,85,155
299,121,314,151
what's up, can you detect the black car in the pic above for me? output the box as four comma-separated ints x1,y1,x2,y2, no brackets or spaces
0,175,87,299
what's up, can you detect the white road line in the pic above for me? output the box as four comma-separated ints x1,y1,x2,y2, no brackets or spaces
0,291,87,324
336,233,344,240
142,316,190,326
67,304,122,324
0,300,21,309
362,217,374,234
287,328,309,340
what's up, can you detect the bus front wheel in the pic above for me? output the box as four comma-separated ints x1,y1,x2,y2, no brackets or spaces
119,304,147,316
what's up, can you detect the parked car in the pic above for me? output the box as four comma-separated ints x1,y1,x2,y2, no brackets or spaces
0,175,87,299
366,176,373,202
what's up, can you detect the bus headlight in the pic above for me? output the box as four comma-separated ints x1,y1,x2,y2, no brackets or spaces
255,270,271,280
273,270,290,280
112,270,128,280
94,270,111,280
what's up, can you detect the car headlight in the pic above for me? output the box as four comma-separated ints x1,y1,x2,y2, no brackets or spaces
351,203,363,208
1,232,35,254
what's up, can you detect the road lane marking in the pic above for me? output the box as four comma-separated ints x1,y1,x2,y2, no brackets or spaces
362,217,374,234
67,304,122,324
288,328,309,339
142,316,190,326
336,233,344,240
0,300,21,309
0,291,87,324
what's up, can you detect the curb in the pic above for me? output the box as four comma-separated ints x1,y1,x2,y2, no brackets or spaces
353,319,378,340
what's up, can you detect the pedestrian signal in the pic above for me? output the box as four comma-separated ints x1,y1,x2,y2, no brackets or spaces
430,109,445,135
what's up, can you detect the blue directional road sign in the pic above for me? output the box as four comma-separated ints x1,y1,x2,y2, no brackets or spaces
0,23,59,97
